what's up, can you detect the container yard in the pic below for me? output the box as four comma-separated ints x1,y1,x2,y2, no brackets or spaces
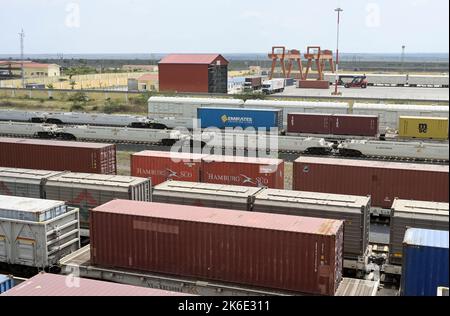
1,0,448,301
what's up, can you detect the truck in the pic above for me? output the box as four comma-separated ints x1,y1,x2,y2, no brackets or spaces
244,77,263,91
262,79,285,94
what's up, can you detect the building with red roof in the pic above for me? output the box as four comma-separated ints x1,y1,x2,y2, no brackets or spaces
158,54,228,93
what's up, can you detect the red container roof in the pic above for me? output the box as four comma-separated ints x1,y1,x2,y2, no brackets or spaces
159,54,229,65
203,155,283,165
1,273,188,296
0,137,113,149
295,156,449,173
93,200,342,236
132,150,207,161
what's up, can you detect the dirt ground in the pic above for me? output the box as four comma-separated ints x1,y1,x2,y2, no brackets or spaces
117,151,132,176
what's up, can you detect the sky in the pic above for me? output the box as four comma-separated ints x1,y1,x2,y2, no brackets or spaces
0,0,449,54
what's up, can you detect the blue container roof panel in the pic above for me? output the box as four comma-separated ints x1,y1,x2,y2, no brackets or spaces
404,228,449,249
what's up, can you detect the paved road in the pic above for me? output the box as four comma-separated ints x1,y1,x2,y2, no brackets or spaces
276,85,449,102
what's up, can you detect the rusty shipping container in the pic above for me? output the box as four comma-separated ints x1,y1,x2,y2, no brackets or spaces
90,200,344,295
201,155,285,189
287,114,379,137
0,138,116,174
287,113,332,134
131,151,207,186
331,115,379,137
152,181,264,211
293,157,449,209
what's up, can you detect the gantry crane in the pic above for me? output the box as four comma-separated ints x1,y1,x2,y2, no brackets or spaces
268,46,303,80
303,46,335,80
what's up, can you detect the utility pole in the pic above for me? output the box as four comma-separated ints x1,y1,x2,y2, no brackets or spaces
19,29,25,88
332,8,343,96
401,45,406,74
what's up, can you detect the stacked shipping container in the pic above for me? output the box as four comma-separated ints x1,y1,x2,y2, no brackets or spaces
90,200,344,295
0,138,116,174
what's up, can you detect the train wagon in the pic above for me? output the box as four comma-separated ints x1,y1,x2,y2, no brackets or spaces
389,199,449,265
0,138,117,175
252,189,371,261
43,173,151,234
152,181,263,211
0,195,80,273
90,200,344,296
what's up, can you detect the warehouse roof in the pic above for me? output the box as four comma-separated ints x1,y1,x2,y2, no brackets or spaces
159,54,229,65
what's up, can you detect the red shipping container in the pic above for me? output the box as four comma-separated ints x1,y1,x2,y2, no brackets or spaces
131,151,207,185
287,113,332,134
293,157,449,209
201,155,285,189
0,137,116,174
90,200,344,295
331,115,379,137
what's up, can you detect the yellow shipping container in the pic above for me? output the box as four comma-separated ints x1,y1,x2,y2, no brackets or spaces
399,116,449,140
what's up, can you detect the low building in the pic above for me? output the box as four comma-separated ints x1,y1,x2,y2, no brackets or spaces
0,61,60,78
137,73,159,91
158,54,228,93
122,65,158,72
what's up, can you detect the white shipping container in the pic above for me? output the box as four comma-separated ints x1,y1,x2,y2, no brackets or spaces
0,200,80,269
0,195,67,222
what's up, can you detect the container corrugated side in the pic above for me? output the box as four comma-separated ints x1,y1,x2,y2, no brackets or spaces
0,138,117,175
202,155,285,189
131,151,206,186
0,168,66,199
401,229,449,296
197,107,283,130
152,181,263,211
0,207,80,268
253,189,371,260
399,116,449,140
293,157,449,209
90,200,344,296
44,173,151,230
389,199,449,265
0,274,14,294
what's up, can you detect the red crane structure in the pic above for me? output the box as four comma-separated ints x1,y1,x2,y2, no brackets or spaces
298,46,335,89
268,46,303,80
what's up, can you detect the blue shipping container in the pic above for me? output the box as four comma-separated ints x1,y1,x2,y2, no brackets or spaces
198,107,283,130
0,274,14,294
401,228,449,296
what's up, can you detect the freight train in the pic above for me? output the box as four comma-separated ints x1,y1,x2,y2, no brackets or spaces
1,97,449,135
0,121,448,162
323,73,450,88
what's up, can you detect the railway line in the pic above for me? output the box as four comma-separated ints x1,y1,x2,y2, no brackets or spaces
0,121,448,163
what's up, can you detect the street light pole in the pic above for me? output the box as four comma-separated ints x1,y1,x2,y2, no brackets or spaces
332,8,343,96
